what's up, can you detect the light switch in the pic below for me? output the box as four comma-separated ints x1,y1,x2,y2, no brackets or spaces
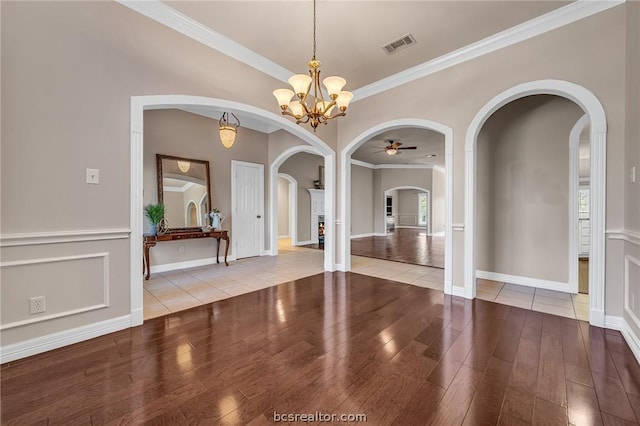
631,166,637,184
86,168,100,184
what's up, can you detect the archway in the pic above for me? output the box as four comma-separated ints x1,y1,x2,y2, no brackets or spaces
341,119,453,294
277,173,298,245
130,96,335,325
464,80,606,326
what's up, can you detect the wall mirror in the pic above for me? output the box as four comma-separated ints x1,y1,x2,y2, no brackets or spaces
156,154,211,231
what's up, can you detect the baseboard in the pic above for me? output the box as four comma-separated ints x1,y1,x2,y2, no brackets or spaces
476,270,572,293
444,280,453,295
296,240,312,246
150,256,236,273
0,314,131,363
396,226,427,229
604,315,640,365
351,233,378,239
431,231,445,237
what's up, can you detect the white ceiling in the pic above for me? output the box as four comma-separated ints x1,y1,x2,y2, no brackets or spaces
126,1,576,163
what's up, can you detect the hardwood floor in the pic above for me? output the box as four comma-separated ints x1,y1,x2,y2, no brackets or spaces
351,229,444,268
2,273,639,425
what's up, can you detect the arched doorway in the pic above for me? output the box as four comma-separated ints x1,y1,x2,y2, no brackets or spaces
464,80,607,326
129,96,335,325
341,119,453,294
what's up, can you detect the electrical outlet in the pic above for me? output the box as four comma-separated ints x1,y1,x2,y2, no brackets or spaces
29,296,46,314
178,245,185,254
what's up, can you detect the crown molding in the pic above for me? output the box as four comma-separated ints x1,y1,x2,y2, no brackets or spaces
353,0,625,101
118,0,624,103
116,0,292,83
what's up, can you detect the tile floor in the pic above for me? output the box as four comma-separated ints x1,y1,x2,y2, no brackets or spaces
144,239,589,322
476,278,590,321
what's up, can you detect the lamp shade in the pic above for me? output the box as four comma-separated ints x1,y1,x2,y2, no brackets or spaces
288,74,312,96
289,101,304,118
273,89,294,108
177,161,190,173
386,148,398,156
323,76,346,97
336,91,354,111
219,126,237,148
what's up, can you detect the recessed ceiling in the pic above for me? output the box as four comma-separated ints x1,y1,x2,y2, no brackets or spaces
164,1,570,90
352,128,445,166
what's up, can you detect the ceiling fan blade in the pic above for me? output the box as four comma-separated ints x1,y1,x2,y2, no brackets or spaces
398,146,417,150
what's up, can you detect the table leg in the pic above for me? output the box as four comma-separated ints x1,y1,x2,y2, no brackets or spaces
216,237,221,264
224,235,229,266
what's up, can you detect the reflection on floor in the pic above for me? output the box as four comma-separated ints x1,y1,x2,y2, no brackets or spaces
477,279,589,321
144,239,589,323
351,228,444,268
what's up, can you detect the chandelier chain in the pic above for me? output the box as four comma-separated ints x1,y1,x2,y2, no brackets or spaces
312,0,317,60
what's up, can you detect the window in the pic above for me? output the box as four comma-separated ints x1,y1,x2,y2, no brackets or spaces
418,193,428,226
386,196,393,217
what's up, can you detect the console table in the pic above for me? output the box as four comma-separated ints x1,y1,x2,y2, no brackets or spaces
143,230,229,280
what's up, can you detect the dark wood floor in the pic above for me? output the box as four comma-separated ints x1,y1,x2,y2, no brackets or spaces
351,228,444,268
2,273,639,425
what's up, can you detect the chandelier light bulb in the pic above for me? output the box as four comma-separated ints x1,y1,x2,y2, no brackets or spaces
288,74,312,97
323,76,347,98
273,89,294,109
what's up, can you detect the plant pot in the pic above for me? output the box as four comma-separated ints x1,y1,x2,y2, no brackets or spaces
149,224,158,236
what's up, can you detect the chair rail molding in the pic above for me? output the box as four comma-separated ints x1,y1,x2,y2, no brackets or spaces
0,228,130,247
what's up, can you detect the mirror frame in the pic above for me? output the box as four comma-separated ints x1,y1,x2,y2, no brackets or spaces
156,154,212,232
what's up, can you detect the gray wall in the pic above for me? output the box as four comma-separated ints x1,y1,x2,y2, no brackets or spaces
476,95,583,283
351,165,375,236
279,152,324,243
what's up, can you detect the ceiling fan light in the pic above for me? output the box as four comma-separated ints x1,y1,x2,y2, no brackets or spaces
336,91,354,111
386,148,398,156
288,74,312,96
273,89,294,109
219,126,237,148
323,76,346,98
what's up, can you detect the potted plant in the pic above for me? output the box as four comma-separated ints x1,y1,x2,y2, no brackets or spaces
144,203,165,236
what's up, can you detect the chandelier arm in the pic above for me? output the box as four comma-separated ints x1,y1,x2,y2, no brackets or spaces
323,111,347,120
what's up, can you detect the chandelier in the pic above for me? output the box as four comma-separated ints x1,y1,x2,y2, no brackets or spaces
273,0,353,131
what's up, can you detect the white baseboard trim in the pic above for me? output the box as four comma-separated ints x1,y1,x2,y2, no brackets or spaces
590,309,605,328
450,286,465,298
296,240,312,246
0,314,131,363
444,280,453,295
476,270,572,293
396,226,427,229
335,263,346,272
351,233,377,239
605,315,640,365
150,256,236,274
431,231,445,237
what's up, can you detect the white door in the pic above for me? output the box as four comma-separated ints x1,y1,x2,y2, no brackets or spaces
578,187,590,256
232,161,264,259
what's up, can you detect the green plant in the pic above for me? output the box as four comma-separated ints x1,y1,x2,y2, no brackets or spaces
144,203,165,225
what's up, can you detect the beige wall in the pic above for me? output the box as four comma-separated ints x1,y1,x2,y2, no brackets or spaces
397,189,426,228
350,165,375,236
476,95,583,283
278,177,290,237
279,152,324,243
624,1,640,340
143,109,269,265
432,167,446,235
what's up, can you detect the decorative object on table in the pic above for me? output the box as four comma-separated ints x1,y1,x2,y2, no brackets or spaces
209,208,225,230
158,218,169,235
272,0,353,131
144,203,165,236
219,112,240,148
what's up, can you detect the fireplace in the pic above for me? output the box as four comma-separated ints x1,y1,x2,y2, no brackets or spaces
318,215,325,245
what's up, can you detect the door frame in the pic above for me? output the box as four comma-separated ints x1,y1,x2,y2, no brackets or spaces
383,186,431,236
231,160,265,259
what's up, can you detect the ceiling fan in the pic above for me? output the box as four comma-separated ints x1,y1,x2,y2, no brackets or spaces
376,139,418,156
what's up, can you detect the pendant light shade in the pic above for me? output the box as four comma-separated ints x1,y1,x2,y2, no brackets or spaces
219,112,240,149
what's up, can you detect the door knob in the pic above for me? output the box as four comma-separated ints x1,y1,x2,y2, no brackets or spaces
257,215,262,219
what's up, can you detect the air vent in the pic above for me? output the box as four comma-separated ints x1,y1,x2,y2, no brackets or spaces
382,33,417,55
